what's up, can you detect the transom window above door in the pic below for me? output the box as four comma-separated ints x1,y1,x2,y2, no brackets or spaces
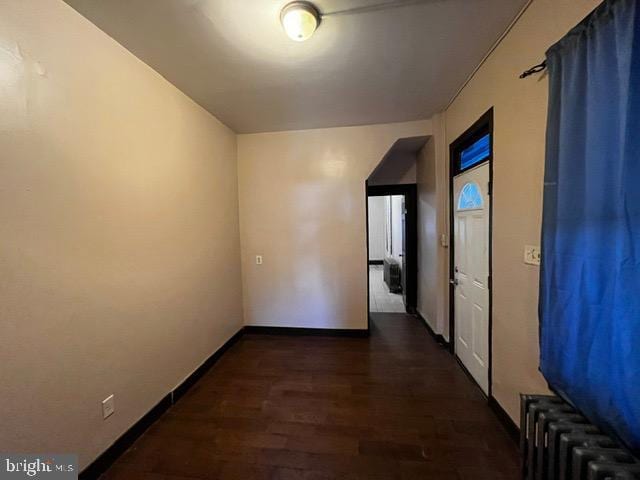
457,182,484,210
451,110,493,177
459,133,491,172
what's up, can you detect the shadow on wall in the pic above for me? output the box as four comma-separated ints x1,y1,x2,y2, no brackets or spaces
368,136,429,186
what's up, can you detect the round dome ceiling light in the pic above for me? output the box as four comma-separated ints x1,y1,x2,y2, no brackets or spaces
280,2,321,42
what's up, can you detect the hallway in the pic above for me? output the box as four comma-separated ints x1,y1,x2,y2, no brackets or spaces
102,314,519,479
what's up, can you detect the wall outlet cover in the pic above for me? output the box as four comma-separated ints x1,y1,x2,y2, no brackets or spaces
256,255,263,265
102,394,115,419
524,245,541,266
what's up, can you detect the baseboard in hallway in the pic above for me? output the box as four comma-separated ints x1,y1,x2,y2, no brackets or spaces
81,325,369,478
488,395,520,444
79,327,245,479
414,311,448,347
91,312,520,479
243,325,369,337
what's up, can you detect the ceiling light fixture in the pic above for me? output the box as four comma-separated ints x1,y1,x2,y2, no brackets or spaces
280,2,321,42
279,0,433,42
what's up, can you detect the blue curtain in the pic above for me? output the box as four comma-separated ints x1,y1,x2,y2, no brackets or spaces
540,0,640,453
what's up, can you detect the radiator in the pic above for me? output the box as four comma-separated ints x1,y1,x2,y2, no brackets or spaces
520,394,640,480
383,257,402,293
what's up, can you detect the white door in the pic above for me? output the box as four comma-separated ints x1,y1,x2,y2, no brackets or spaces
453,163,490,394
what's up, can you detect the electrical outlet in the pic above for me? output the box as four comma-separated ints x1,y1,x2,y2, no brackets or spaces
256,255,263,265
524,245,541,266
102,394,115,419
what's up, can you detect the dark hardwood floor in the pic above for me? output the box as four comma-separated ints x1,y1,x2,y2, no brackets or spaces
101,313,519,479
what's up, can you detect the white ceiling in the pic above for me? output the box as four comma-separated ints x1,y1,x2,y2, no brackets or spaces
64,0,527,133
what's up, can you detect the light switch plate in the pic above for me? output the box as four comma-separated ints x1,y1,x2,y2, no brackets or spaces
102,394,115,419
524,245,541,266
256,255,263,265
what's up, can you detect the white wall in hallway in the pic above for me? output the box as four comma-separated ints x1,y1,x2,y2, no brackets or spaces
368,196,387,261
389,195,405,264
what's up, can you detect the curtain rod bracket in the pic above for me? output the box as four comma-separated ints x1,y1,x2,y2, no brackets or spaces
520,60,547,79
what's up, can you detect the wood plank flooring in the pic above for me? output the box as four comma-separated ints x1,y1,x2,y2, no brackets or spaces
101,313,519,479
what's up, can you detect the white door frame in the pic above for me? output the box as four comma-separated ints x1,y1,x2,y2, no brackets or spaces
448,108,493,397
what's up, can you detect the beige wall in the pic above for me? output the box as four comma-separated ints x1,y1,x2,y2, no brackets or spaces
0,0,243,469
416,139,438,330
367,152,417,186
1,0,602,466
416,113,449,339
444,0,601,420
238,120,431,330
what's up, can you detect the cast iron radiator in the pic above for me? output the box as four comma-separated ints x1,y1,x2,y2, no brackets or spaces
383,257,402,293
520,394,640,479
